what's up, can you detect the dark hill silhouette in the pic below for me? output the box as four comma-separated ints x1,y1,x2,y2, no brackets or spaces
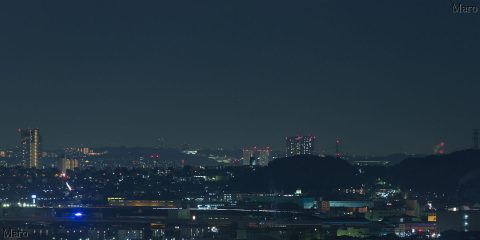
389,149,480,195
230,150,480,199
230,155,358,195
268,155,358,192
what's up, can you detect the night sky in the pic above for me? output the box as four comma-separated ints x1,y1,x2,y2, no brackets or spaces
0,1,479,154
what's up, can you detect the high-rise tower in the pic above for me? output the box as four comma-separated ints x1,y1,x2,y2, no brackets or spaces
19,128,41,168
285,135,316,157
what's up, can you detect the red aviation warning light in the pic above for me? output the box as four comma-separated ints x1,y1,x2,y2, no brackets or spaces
434,141,446,155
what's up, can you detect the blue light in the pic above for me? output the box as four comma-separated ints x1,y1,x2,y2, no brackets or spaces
74,212,83,217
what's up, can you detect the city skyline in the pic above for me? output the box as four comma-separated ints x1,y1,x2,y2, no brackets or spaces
0,1,480,239
0,127,478,155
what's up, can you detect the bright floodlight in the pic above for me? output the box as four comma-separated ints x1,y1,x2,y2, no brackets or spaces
74,212,83,217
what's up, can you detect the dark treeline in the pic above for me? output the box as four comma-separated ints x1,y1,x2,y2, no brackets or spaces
230,150,480,200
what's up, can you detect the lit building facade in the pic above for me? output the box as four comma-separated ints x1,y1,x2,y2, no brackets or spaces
437,210,480,233
285,135,315,157
57,158,79,173
256,149,271,166
19,128,41,168
242,147,271,166
242,149,255,165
